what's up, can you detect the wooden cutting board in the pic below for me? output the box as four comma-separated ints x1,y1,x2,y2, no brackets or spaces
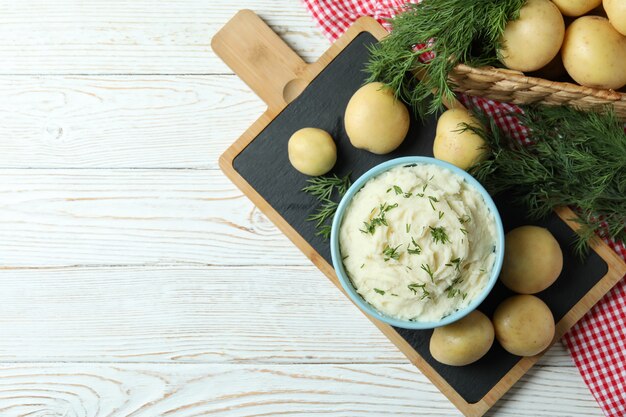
212,10,626,417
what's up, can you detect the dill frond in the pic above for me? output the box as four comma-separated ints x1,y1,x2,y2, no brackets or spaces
366,0,525,118
303,173,352,239
469,105,626,256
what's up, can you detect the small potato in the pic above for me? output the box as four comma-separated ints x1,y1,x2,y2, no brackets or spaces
552,0,602,16
344,82,410,155
562,16,626,90
430,310,494,366
288,128,337,176
493,295,555,357
500,226,563,294
433,108,487,171
498,0,565,72
604,0,626,36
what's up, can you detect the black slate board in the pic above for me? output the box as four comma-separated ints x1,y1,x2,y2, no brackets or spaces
232,32,608,404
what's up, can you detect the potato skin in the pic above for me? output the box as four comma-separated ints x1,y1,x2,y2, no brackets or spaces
552,0,602,16
498,0,565,72
433,108,487,171
604,0,626,36
562,16,626,89
429,310,494,366
500,226,563,294
288,128,337,176
344,82,410,154
493,295,555,357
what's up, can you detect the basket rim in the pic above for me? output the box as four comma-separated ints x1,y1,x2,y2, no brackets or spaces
452,63,626,102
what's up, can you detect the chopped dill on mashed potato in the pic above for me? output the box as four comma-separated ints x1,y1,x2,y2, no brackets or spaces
339,164,497,322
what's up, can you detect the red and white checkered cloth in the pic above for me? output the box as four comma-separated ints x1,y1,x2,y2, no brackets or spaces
302,1,626,415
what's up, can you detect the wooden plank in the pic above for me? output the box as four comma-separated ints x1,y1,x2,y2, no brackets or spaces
0,264,580,365
212,9,310,111
0,363,601,417
0,0,328,74
0,266,399,363
0,169,309,267
0,75,261,168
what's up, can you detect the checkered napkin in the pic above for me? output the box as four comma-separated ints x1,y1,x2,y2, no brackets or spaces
302,1,626,415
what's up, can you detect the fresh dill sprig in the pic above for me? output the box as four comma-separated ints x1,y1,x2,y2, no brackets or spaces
303,173,352,239
469,105,626,256
407,237,422,255
302,173,351,200
366,0,525,118
374,288,386,295
420,263,435,282
360,202,398,234
306,199,338,227
388,185,412,198
314,225,332,239
360,217,386,234
428,195,438,211
383,244,402,261
445,257,462,272
445,276,467,299
430,226,450,244
408,282,431,299
458,215,471,224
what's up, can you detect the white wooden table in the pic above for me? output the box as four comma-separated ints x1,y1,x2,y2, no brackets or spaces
0,1,603,416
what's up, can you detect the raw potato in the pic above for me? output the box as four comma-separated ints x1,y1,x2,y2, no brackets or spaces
493,295,555,357
562,16,626,89
288,128,337,176
604,0,626,36
344,82,410,154
433,108,487,170
552,0,601,16
498,0,565,72
430,310,494,366
500,226,563,294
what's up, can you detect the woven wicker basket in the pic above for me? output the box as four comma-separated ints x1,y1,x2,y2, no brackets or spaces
449,64,626,121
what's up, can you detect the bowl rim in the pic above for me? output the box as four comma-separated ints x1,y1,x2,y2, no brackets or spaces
330,156,505,330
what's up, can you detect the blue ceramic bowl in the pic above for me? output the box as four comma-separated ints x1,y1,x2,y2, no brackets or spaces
330,156,505,330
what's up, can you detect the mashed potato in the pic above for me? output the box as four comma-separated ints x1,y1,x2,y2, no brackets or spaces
339,163,497,322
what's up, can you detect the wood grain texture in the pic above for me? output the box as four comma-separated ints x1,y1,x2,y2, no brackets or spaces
212,9,310,111
0,264,579,365
0,363,601,417
0,75,261,168
0,0,328,74
0,169,310,267
0,266,400,363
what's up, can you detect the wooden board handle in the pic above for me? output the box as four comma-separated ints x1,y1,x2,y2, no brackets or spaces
211,9,308,111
